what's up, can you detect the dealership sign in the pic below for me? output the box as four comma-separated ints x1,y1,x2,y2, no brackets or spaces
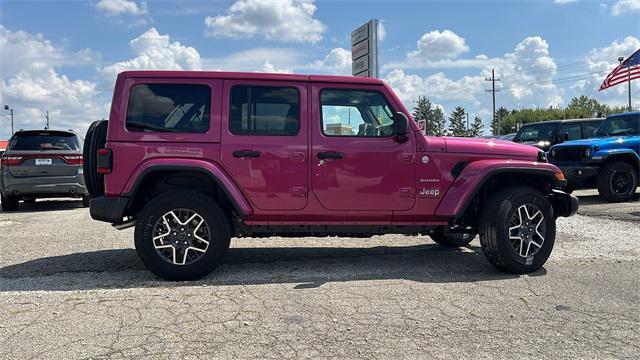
351,19,379,78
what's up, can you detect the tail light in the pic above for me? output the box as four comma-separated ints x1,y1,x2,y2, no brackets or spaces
96,148,112,174
1,156,24,166
62,155,83,165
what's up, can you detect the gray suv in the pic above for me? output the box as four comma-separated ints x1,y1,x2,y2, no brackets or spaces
0,130,88,211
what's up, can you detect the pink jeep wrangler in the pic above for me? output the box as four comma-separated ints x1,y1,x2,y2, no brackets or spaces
85,71,578,280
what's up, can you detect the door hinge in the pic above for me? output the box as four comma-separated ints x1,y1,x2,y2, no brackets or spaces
289,186,307,197
400,153,415,163
399,187,415,198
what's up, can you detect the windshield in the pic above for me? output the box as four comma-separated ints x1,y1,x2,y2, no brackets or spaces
515,123,557,142
8,132,79,151
596,115,639,137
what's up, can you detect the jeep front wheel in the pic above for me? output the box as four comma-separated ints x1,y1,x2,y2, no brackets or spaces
134,190,231,281
479,186,555,274
597,161,638,202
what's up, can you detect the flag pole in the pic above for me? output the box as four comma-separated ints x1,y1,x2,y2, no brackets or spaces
619,56,632,111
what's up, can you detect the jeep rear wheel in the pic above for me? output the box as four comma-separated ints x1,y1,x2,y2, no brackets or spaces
430,229,476,248
479,186,555,274
134,190,231,281
597,161,638,202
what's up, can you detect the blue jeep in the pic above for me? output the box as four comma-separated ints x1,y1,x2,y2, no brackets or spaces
549,112,639,202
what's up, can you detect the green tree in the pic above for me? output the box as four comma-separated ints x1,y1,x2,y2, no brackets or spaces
566,95,605,118
469,116,484,137
430,106,446,136
448,106,468,137
411,96,446,135
493,107,509,135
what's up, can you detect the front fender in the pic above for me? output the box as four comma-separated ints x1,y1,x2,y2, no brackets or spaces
435,159,563,218
594,148,640,163
123,158,253,216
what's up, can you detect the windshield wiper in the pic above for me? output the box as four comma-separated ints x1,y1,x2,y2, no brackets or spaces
127,121,180,133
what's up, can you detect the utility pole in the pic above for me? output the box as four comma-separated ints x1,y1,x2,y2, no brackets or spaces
485,69,501,134
45,110,50,129
4,105,14,135
618,57,632,111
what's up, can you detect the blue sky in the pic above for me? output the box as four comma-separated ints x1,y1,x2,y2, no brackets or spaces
1,0,639,138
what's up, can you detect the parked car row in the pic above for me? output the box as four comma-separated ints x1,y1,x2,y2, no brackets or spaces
548,112,639,202
0,129,89,211
497,114,638,202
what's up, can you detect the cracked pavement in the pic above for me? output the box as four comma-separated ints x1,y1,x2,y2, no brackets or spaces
1,190,639,359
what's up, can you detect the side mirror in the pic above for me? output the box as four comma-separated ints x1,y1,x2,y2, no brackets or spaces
392,112,408,143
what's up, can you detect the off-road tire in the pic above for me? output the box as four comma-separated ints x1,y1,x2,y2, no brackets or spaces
430,230,476,247
134,190,231,281
1,194,19,211
479,186,555,274
83,120,108,198
597,161,638,202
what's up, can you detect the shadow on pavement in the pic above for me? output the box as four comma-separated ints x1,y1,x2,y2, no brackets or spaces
0,199,84,213
0,243,545,292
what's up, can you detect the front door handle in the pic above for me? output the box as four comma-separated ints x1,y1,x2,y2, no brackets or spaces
317,151,344,160
233,150,261,158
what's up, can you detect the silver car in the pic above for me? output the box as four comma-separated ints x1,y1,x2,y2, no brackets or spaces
0,130,88,211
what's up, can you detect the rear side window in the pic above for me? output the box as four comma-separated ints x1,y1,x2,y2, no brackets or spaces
9,133,79,151
229,86,300,136
558,124,581,141
126,84,211,133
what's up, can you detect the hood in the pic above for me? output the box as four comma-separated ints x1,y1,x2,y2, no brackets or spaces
443,136,540,159
519,140,552,151
552,136,637,149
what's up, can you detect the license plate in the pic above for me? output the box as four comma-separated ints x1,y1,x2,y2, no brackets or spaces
35,158,52,166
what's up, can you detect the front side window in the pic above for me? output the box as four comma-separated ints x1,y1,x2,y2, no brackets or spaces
321,89,395,137
126,84,211,133
229,86,300,136
515,123,557,142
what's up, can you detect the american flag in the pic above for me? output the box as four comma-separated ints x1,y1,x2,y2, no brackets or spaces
599,48,640,91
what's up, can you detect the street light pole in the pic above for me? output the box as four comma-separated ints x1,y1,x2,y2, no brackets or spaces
619,57,632,111
3,105,13,135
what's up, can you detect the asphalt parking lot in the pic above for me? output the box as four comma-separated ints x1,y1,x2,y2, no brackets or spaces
1,190,639,359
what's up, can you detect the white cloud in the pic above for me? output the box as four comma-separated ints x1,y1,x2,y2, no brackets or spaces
553,0,577,4
569,36,640,106
0,25,99,76
100,28,201,78
0,27,107,138
384,35,563,128
202,47,303,73
408,30,470,62
307,48,351,75
611,0,640,15
204,0,325,43
96,0,148,16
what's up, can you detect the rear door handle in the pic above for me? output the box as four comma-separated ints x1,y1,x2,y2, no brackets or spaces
317,151,344,160
233,150,261,158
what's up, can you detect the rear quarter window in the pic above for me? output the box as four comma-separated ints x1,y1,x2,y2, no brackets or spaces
9,133,79,151
126,83,211,133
